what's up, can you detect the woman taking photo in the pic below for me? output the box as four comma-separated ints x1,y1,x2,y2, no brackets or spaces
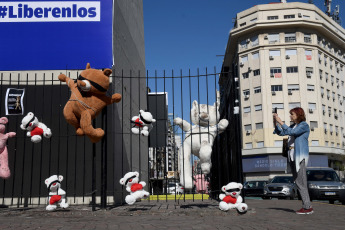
273,107,313,215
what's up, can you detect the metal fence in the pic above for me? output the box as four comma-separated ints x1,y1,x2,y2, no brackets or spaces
0,68,242,209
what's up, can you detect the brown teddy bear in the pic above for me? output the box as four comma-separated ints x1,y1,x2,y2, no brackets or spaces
58,63,121,143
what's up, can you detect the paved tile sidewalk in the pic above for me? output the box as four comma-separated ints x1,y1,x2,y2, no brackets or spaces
0,199,344,229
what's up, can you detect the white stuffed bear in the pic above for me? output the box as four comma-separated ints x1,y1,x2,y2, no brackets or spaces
174,92,228,189
45,175,69,211
131,110,156,136
20,112,52,143
219,182,248,213
119,171,150,205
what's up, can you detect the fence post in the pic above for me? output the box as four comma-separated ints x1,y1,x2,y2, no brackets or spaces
92,120,96,211
101,107,107,209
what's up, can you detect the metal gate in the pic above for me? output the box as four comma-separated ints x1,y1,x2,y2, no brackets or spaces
0,68,242,209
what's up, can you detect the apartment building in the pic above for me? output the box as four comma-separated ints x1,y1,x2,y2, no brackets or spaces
220,2,345,181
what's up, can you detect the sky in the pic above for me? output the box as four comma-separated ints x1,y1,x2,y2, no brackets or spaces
143,0,345,74
143,0,345,122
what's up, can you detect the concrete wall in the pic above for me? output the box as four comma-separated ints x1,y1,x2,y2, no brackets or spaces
112,0,148,204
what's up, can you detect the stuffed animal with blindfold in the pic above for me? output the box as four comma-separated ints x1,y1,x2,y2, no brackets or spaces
131,110,156,136
219,182,248,213
58,63,121,143
45,175,69,211
20,112,52,143
119,171,150,205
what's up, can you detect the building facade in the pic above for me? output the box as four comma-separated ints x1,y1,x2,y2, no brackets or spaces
220,2,345,181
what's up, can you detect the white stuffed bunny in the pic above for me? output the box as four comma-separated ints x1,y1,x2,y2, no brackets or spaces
174,91,228,189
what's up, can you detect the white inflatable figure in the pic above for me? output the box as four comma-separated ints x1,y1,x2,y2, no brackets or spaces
45,175,69,211
119,171,150,205
20,112,52,143
174,91,228,189
131,110,156,136
219,182,248,213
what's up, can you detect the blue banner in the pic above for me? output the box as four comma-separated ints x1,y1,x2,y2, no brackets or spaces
0,0,113,70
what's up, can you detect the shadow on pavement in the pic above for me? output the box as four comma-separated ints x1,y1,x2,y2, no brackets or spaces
268,207,295,213
180,204,217,209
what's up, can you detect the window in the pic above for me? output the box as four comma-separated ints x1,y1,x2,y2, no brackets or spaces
287,66,298,73
306,67,313,77
311,140,319,146
245,143,253,149
243,106,251,113
269,50,281,56
244,124,252,131
324,122,328,131
252,52,259,59
308,103,316,110
305,50,312,60
307,85,315,91
271,85,283,92
303,15,310,18
250,18,257,23
243,72,249,79
257,141,264,148
284,15,295,19
325,141,329,147
256,123,263,129
325,72,329,81
330,124,333,132
287,84,299,91
240,40,247,49
241,55,248,63
272,103,284,109
243,89,250,96
267,16,278,20
286,49,297,56
289,102,301,109
270,68,282,74
255,104,262,111
304,33,311,43
270,67,282,78
310,121,318,129
274,140,283,147
253,69,260,76
268,33,279,43
322,104,326,114
240,22,246,27
285,32,296,43
254,87,261,94
319,70,323,79
251,36,259,46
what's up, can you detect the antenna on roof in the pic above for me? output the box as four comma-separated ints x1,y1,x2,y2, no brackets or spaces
280,0,287,3
308,0,313,4
324,0,341,25
324,0,332,16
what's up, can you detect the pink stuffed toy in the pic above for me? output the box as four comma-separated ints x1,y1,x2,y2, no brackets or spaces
0,117,16,179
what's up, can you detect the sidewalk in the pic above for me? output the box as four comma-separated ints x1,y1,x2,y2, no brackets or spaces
0,199,344,229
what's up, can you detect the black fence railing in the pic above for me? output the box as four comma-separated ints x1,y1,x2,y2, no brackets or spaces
0,68,242,209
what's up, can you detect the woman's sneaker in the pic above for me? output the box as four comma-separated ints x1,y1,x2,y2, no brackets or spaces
296,208,314,214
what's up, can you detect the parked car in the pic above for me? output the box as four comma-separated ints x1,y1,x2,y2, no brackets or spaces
264,176,297,200
243,180,268,199
307,167,345,205
167,183,184,194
